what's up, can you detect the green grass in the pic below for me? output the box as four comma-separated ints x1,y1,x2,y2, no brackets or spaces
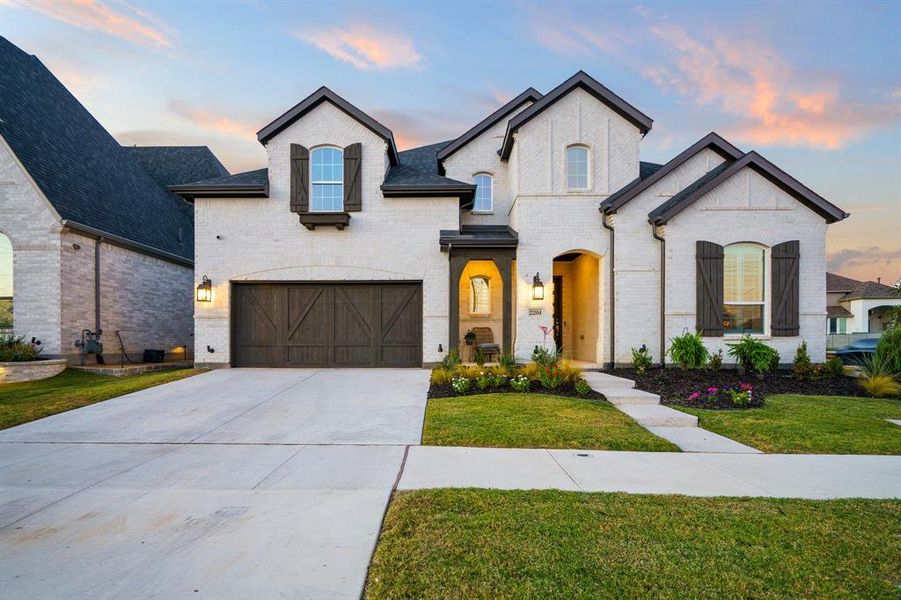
676,394,901,454
423,393,678,451
366,489,901,599
0,368,206,429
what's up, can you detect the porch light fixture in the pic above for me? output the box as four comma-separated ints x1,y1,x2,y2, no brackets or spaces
196,275,212,302
532,272,545,300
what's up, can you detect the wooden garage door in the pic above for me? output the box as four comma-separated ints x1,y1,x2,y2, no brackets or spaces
232,283,422,367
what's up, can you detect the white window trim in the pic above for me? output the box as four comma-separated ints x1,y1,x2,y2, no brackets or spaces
722,242,770,337
565,144,591,192
469,276,491,316
310,145,344,213
472,173,494,214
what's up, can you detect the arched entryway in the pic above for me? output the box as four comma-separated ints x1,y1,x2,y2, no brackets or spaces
552,250,601,363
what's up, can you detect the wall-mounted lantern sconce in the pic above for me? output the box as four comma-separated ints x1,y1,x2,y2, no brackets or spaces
196,275,212,302
532,272,545,301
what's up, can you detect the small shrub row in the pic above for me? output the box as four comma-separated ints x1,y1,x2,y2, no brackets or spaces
856,326,901,398
685,383,757,408
0,334,42,362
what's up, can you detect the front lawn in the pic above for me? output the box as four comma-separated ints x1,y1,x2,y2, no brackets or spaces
366,489,901,599
677,394,901,454
422,393,678,451
0,368,206,429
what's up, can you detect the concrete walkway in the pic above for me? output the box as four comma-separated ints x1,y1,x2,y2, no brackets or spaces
0,368,430,600
582,372,761,454
399,446,901,499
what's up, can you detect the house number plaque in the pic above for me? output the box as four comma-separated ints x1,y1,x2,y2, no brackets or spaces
529,308,543,316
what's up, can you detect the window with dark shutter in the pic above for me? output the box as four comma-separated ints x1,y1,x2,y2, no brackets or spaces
696,241,724,336
771,240,800,337
343,142,362,212
290,144,309,214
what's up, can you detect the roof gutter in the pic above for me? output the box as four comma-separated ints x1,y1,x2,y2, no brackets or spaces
601,209,615,369
60,220,193,268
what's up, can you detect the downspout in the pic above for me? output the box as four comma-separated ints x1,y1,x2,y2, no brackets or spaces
651,223,665,368
94,238,102,331
601,210,615,369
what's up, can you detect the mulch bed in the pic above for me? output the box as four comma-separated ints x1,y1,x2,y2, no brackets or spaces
614,368,869,409
428,380,603,401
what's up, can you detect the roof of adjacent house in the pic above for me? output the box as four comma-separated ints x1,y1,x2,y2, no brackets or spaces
257,86,400,165
500,71,653,159
827,305,855,318
827,272,898,300
437,88,542,165
647,151,849,224
0,36,193,262
124,145,229,187
170,168,269,199
601,132,744,214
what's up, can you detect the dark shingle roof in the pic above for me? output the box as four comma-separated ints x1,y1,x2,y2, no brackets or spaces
439,225,518,250
827,272,898,300
640,161,664,179
124,146,229,187
0,36,193,261
170,168,269,199
647,161,733,221
382,142,476,201
827,305,854,318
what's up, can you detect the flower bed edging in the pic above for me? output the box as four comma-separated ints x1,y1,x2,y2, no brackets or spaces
428,380,603,401
0,358,67,384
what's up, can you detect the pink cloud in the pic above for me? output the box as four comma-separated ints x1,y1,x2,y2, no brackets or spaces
168,100,258,138
642,24,900,150
294,25,422,70
827,246,901,283
5,0,173,49
530,16,633,58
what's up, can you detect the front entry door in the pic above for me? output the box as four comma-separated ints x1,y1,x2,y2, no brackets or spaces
552,275,563,353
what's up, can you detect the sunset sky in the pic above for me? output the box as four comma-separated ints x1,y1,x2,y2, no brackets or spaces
1,0,898,283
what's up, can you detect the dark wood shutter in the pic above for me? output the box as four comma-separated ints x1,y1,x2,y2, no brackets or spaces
771,240,800,337
343,143,362,212
696,241,724,336
290,144,309,213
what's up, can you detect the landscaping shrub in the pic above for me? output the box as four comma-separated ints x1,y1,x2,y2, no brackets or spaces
666,330,709,370
499,352,517,369
430,367,453,386
574,378,592,396
476,370,507,390
631,345,652,375
708,349,723,371
557,360,583,384
537,364,564,389
858,374,901,398
823,356,845,377
441,348,461,370
509,374,530,393
453,365,481,380
451,376,471,394
473,347,486,367
792,341,815,381
727,334,779,376
520,362,540,380
0,334,42,362
875,326,901,375
531,346,560,368
687,383,756,408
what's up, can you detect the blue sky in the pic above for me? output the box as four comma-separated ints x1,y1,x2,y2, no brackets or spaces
2,0,899,282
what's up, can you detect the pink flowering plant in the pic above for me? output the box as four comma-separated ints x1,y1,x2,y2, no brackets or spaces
686,383,754,407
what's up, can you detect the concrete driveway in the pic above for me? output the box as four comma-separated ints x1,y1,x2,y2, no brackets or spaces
0,368,430,599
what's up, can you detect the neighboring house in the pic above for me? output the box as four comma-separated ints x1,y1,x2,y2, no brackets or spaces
826,272,900,335
0,37,223,363
175,71,848,368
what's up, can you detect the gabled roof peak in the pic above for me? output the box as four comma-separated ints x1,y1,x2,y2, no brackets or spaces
257,86,399,165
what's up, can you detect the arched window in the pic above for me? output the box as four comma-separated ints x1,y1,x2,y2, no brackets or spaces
0,233,12,329
566,145,589,190
473,173,493,213
311,146,344,212
470,276,490,315
723,243,766,334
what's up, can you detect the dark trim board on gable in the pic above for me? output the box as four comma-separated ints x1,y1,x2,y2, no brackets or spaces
500,71,653,160
648,151,849,225
257,86,400,165
601,132,744,214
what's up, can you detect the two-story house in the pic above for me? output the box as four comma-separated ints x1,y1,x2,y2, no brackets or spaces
175,71,848,368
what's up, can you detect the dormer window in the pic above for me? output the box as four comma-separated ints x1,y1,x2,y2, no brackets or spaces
311,146,344,212
566,145,589,190
473,173,493,213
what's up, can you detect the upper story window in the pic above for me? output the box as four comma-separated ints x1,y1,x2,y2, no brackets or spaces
723,243,766,334
311,146,343,212
0,232,12,329
566,145,589,190
473,174,493,213
470,276,490,315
